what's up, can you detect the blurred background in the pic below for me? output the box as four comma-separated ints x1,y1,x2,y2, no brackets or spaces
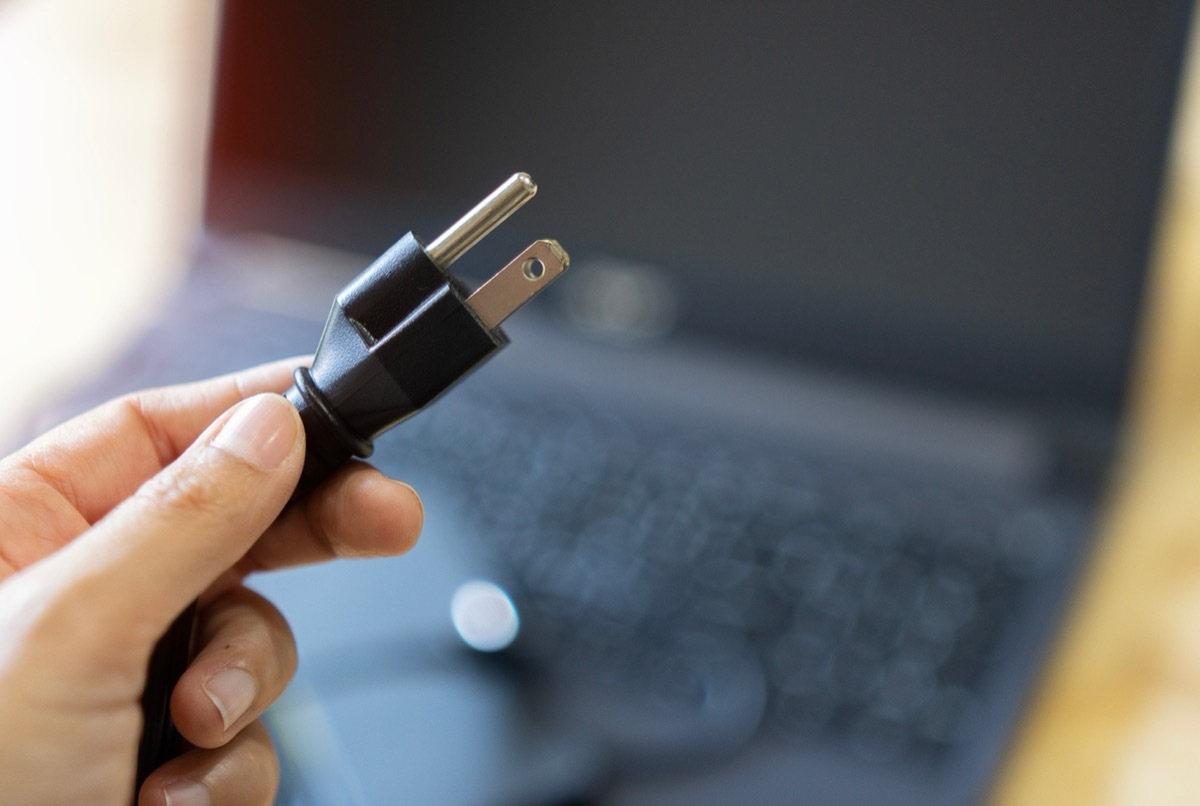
6,1,1200,803
0,0,216,449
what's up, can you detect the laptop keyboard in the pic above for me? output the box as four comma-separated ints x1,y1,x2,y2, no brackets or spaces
377,381,1075,767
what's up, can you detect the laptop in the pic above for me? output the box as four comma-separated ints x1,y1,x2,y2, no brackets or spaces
64,1,1192,803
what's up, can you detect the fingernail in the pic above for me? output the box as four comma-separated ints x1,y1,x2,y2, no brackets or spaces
390,479,424,519
203,668,257,731
163,779,209,806
212,395,296,470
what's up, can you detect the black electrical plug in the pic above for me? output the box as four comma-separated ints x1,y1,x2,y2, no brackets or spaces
285,174,567,492
136,173,568,791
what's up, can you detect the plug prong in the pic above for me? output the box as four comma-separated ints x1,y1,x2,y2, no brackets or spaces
467,239,569,330
426,172,538,268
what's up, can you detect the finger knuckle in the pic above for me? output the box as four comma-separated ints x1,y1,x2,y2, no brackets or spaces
136,465,222,519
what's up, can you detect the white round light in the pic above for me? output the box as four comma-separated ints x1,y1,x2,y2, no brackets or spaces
450,580,520,652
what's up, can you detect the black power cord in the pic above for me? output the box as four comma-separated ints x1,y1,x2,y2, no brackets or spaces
135,173,569,790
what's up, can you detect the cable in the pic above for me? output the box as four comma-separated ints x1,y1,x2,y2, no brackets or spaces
135,173,570,789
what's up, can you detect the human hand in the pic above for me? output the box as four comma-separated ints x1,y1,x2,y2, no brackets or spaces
0,358,423,805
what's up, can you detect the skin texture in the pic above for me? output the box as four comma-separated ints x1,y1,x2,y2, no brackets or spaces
0,358,424,805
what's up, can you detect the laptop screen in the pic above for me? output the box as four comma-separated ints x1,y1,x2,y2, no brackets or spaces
204,1,1190,417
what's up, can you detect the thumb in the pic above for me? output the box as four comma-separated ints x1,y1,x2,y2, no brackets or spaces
48,393,304,643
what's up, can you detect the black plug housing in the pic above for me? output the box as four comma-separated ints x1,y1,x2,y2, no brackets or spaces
286,232,507,492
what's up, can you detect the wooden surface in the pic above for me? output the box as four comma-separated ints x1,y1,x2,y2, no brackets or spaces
993,11,1200,806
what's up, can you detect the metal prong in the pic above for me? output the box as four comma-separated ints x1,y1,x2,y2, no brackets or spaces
426,173,538,268
467,239,570,330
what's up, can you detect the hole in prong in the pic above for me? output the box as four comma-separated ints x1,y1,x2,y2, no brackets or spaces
521,258,546,281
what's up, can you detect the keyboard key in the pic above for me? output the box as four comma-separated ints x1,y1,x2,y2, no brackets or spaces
911,573,978,642
914,686,977,746
998,506,1067,577
847,709,911,763
769,526,838,600
873,658,937,716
